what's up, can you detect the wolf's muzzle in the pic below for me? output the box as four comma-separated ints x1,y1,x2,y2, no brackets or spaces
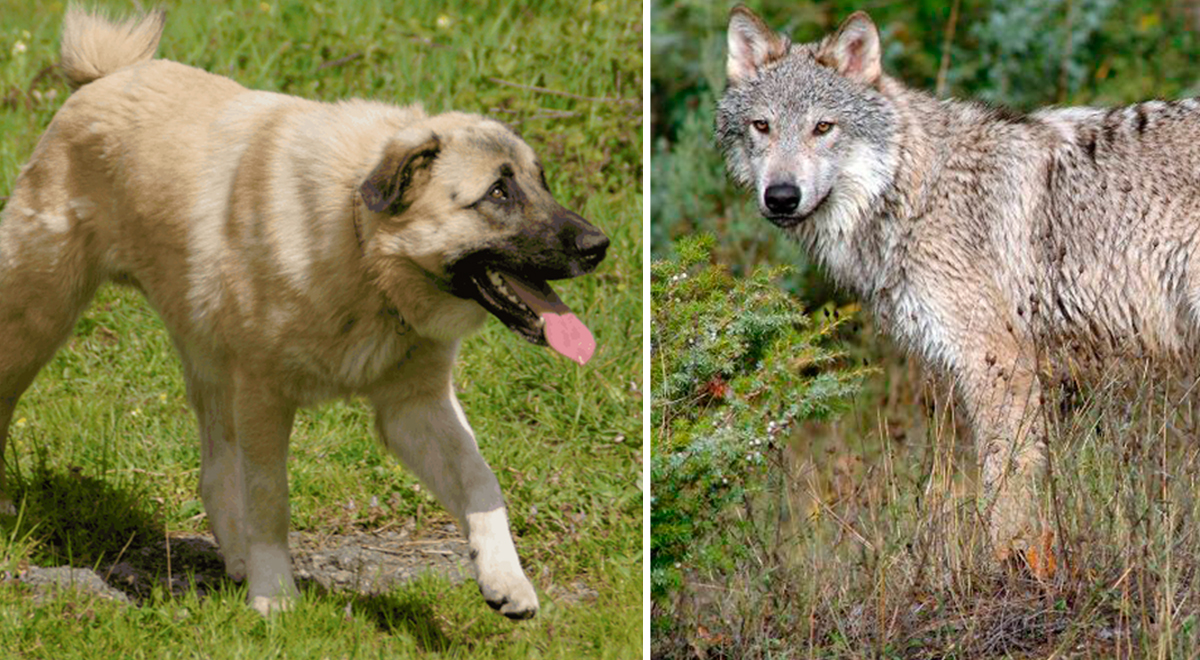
764,183,801,215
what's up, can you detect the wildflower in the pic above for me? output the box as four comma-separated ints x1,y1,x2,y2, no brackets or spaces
436,14,452,29
12,41,27,56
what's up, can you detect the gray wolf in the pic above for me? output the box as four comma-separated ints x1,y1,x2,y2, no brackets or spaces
0,7,608,617
718,5,1200,572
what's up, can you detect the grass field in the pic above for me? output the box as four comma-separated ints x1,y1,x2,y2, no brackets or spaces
0,0,642,657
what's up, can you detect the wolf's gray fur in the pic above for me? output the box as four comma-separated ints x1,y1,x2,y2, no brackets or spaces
718,6,1200,564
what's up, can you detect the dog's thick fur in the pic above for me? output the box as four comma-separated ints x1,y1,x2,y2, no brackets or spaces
0,8,608,617
719,6,1200,567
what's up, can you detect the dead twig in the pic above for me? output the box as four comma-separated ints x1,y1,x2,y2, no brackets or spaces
935,0,961,98
361,540,464,557
1058,0,1075,103
103,531,138,584
317,52,362,71
488,107,579,123
488,77,637,105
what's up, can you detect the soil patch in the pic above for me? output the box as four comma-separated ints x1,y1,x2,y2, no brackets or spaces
14,520,472,603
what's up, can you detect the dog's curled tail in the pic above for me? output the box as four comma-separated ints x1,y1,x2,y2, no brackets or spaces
60,6,166,88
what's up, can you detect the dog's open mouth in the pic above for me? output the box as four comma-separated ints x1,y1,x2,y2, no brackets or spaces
463,267,596,365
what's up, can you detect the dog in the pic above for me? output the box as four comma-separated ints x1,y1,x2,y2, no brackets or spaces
718,5,1200,571
0,7,608,618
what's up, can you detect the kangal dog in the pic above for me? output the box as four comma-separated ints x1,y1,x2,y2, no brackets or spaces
0,7,608,617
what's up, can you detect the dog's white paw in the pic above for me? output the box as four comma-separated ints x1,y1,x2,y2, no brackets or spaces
477,570,539,620
250,595,295,616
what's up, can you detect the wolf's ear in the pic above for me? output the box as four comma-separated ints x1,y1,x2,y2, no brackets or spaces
726,5,790,85
360,132,441,215
817,11,882,86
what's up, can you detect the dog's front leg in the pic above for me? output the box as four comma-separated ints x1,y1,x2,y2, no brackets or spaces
372,386,539,620
188,371,247,582
230,372,299,615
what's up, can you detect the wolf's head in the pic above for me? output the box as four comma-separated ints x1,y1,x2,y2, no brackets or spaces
716,7,897,238
359,114,608,364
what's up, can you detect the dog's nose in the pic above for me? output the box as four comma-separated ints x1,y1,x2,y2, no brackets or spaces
764,183,801,215
575,230,609,263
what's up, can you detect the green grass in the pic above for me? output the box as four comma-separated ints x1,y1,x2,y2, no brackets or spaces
0,0,642,657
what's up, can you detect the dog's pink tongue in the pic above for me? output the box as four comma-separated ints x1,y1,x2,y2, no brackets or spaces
541,311,595,365
499,273,596,365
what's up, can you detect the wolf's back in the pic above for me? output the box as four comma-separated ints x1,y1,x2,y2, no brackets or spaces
60,6,165,88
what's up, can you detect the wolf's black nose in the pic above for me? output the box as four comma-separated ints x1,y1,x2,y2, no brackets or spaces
764,183,801,215
575,230,609,262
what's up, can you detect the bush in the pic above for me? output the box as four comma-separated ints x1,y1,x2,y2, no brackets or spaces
649,234,863,604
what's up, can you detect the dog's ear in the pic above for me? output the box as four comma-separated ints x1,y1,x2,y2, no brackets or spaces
726,5,790,85
816,11,882,86
360,132,441,215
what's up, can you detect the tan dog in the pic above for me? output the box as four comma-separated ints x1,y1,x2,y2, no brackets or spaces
0,8,608,617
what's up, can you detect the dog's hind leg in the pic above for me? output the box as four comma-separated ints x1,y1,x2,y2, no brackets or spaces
0,398,18,515
371,377,539,620
0,177,103,514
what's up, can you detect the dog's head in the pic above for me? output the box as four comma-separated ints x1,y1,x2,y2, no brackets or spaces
716,7,897,235
359,115,608,364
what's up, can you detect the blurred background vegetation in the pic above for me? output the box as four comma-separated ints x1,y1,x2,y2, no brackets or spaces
652,1,1200,657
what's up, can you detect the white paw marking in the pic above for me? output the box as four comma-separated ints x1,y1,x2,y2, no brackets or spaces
250,595,294,616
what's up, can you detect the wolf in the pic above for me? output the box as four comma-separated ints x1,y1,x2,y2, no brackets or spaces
0,7,608,617
718,5,1200,570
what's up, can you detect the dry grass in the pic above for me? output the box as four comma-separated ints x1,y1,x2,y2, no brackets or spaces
653,327,1200,659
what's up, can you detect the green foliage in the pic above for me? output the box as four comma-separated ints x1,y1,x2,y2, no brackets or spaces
650,235,862,601
961,0,1121,106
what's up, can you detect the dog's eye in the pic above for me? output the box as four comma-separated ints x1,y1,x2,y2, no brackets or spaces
488,182,507,201
814,121,835,135
751,119,769,134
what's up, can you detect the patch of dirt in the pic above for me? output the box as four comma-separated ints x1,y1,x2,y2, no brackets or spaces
13,520,474,604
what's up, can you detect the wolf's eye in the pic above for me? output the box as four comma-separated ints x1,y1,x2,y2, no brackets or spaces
488,182,507,201
751,119,769,134
814,121,834,135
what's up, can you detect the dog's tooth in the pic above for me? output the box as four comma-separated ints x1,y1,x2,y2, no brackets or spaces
484,269,535,316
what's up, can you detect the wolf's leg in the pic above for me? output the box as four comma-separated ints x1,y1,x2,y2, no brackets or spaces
372,384,539,620
227,371,297,615
960,347,1048,565
0,191,102,514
